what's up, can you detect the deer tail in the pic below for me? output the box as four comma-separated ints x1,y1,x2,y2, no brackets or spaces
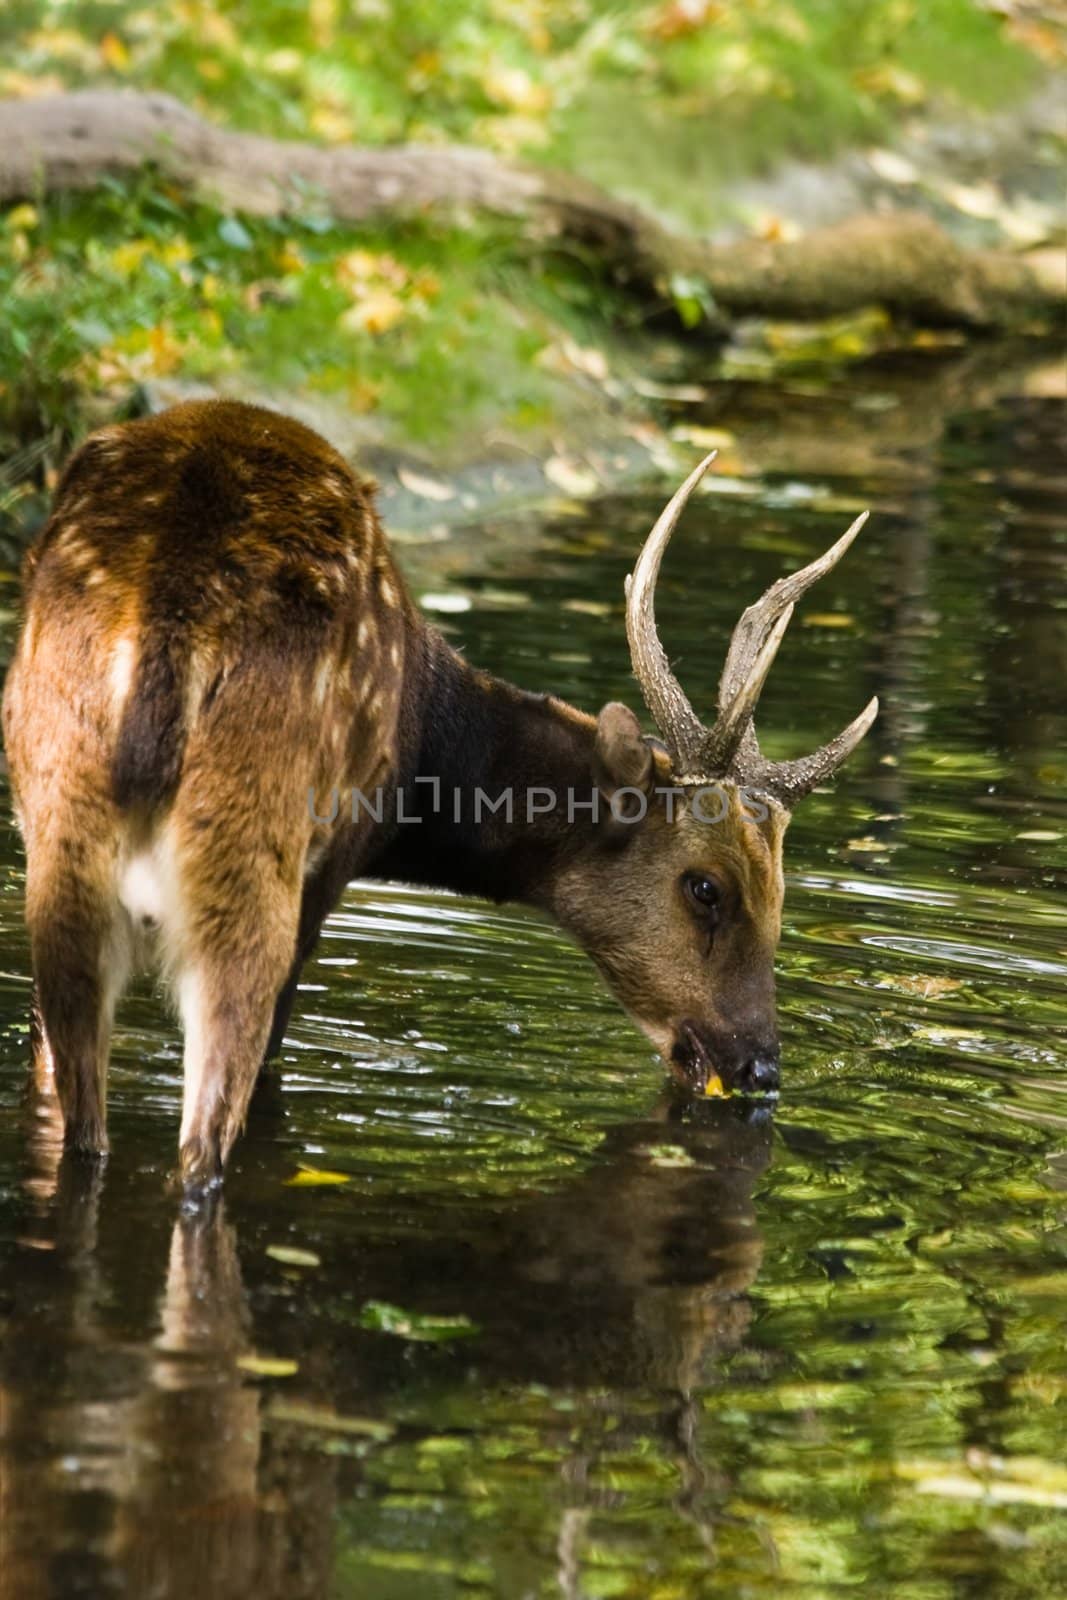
111,634,190,812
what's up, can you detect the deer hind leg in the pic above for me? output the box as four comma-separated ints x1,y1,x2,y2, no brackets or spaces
167,808,303,1194
25,827,129,1157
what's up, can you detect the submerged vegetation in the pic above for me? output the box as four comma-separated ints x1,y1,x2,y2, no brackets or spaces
0,0,1059,456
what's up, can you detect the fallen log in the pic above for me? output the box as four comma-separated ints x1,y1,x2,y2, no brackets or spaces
0,90,1059,333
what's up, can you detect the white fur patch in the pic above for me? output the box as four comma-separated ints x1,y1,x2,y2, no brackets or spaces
109,636,137,712
177,966,208,1147
117,824,186,978
119,849,166,927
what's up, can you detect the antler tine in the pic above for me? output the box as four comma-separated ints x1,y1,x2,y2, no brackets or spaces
717,511,869,709
755,695,880,805
702,602,794,775
624,451,718,773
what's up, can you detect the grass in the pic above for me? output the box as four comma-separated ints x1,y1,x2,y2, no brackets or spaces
0,1,1047,453
1,179,642,452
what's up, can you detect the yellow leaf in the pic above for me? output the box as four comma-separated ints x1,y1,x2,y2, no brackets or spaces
237,1354,299,1379
147,325,183,376
161,239,192,267
5,204,39,231
339,291,407,336
876,974,963,999
482,66,552,115
99,32,130,71
265,48,302,75
276,240,305,275
310,104,355,144
670,424,736,450
704,1071,727,1098
345,375,382,413
109,239,153,277
336,250,407,290
266,1244,321,1268
285,1164,351,1187
410,268,440,302
802,612,854,629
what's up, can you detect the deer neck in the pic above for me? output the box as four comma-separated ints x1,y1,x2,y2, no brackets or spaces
365,629,599,906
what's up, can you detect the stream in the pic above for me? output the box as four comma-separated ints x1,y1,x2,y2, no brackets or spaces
0,339,1064,1598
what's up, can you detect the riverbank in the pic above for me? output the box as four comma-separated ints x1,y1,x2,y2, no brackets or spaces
1,2,1062,493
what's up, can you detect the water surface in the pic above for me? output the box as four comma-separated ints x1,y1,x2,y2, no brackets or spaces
0,344,1064,1598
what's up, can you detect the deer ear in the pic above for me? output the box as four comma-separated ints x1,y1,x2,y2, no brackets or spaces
594,702,655,826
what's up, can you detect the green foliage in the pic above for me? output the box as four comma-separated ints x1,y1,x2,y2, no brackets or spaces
0,1,1036,196
0,1,1044,446
0,177,630,448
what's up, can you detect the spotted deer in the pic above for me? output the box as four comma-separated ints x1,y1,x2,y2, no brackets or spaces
2,400,876,1191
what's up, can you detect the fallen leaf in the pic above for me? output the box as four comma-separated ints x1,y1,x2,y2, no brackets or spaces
266,1244,322,1268
419,592,471,614
99,31,130,70
865,147,919,185
237,1354,299,1378
396,467,455,502
670,425,736,451
876,975,962,999
802,612,855,629
704,1071,727,1097
285,1164,351,1187
359,1300,479,1342
338,290,406,336
481,65,552,115
643,1144,697,1167
266,1400,393,1440
937,179,1003,220
914,1475,1067,1510
544,456,599,497
631,377,708,402
310,104,355,143
5,204,39,231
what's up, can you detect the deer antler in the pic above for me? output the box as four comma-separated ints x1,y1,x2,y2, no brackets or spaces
624,454,878,806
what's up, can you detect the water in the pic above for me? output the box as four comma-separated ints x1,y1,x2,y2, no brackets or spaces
0,344,1064,1598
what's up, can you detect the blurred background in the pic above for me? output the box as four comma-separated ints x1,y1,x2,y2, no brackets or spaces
0,0,1062,470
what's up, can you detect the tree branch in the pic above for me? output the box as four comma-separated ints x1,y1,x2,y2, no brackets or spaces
1,90,1059,332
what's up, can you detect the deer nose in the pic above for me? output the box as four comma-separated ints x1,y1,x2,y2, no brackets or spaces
737,1053,780,1096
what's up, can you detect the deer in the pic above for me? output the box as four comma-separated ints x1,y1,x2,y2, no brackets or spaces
1,399,877,1193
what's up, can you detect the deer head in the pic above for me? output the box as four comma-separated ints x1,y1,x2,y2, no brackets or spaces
552,453,878,1097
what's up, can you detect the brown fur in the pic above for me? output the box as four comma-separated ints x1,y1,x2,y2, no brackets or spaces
3,399,789,1191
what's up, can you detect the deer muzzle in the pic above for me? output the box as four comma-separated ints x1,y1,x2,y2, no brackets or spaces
671,1019,781,1098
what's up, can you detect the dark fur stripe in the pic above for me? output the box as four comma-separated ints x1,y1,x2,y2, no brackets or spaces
111,637,187,809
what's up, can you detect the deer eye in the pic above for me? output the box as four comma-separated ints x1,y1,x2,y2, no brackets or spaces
682,873,721,917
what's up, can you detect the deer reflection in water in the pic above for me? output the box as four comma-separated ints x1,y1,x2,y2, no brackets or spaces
0,1069,774,1598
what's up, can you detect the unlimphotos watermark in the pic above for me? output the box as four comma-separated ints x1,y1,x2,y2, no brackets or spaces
308,780,769,827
